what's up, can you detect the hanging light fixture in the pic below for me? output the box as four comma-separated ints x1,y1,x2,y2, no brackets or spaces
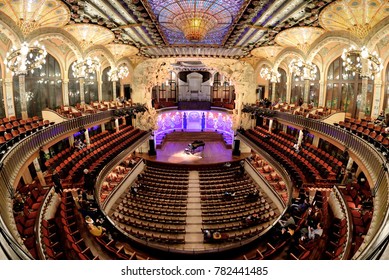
260,67,281,83
341,46,383,79
4,41,47,76
107,64,129,82
72,57,100,78
173,13,218,42
289,59,317,81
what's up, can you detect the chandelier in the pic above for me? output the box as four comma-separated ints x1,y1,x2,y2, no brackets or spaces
289,59,317,81
4,41,47,76
72,57,100,78
173,13,218,42
107,64,129,82
260,67,281,83
341,46,383,79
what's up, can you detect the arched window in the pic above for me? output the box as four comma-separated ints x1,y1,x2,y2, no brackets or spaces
290,64,320,105
291,73,304,104
102,67,113,101
0,65,5,118
13,53,62,118
68,62,80,106
326,56,373,118
84,71,98,104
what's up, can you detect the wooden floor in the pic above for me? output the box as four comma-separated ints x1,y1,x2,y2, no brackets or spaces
142,141,249,166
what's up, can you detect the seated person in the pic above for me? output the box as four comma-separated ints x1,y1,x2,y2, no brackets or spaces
202,229,212,241
279,224,297,242
87,223,106,237
375,110,385,124
307,222,323,240
224,191,236,199
278,212,295,228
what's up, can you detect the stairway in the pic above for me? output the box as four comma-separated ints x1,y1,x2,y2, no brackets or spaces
184,171,204,249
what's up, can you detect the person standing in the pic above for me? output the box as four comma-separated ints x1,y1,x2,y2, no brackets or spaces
52,169,63,196
83,169,94,195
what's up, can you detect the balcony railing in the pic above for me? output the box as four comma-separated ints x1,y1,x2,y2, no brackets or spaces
0,110,114,258
273,111,389,259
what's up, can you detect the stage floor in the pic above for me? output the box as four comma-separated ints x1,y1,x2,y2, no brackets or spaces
142,141,249,165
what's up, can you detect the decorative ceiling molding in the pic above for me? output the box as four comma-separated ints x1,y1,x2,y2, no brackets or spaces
319,0,389,39
275,27,326,54
0,0,71,35
63,23,115,51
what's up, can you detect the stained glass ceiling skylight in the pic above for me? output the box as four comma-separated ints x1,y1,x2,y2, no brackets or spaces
148,0,245,45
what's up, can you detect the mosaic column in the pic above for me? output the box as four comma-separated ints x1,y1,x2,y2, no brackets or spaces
271,82,277,103
33,158,46,187
4,77,16,117
62,79,69,106
19,74,28,119
79,77,85,104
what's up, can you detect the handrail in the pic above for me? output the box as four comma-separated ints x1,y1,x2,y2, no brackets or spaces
0,110,114,258
332,186,353,259
237,133,293,206
272,111,389,260
94,132,151,209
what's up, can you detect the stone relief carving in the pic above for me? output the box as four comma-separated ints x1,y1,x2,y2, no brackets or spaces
132,58,256,131
135,107,159,131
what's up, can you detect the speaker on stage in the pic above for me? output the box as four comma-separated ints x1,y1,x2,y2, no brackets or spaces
148,139,156,156
232,139,241,156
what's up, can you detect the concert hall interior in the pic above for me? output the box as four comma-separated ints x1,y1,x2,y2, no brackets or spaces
1,0,389,261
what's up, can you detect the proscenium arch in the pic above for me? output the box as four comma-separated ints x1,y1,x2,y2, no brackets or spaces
132,58,255,106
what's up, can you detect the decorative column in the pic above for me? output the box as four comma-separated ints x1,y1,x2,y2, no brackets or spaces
312,135,320,147
268,119,273,133
304,79,310,105
33,158,46,187
4,77,16,117
318,79,325,107
114,118,120,133
79,77,85,104
68,135,74,148
297,130,304,147
98,78,103,102
359,58,370,118
84,129,90,146
62,79,69,106
19,74,28,119
346,157,354,172
286,75,292,104
271,82,277,103
371,80,382,118
359,77,369,118
21,168,33,185
112,81,117,101
120,82,125,98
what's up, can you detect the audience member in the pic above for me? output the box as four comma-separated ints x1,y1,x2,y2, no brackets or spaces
87,223,106,237
307,222,323,240
83,169,94,195
52,169,63,196
278,212,296,229
375,110,385,124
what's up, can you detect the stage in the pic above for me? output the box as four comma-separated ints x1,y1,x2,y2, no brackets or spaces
142,141,249,166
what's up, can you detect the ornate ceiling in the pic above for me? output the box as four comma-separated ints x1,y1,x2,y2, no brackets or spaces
3,0,388,59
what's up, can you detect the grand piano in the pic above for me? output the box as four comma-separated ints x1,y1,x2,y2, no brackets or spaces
185,140,205,154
